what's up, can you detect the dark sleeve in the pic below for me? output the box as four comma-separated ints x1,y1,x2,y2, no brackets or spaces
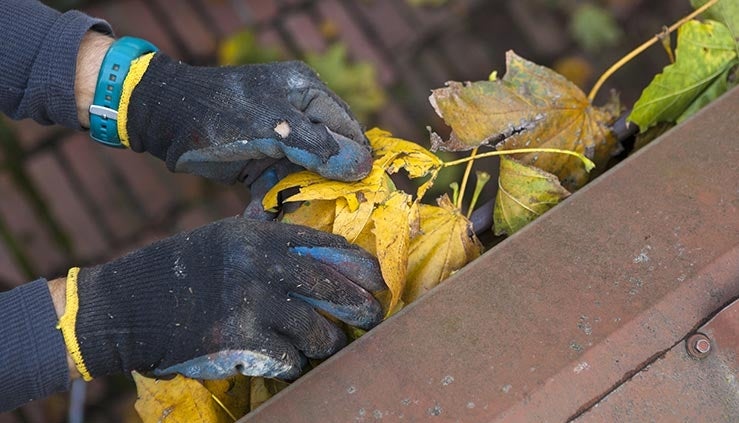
0,279,70,412
0,0,113,129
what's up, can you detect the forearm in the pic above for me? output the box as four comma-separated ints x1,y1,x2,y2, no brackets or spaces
0,278,71,412
48,276,82,380
75,31,114,128
0,0,112,128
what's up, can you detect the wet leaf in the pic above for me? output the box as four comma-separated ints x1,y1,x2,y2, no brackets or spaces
430,51,618,190
494,157,571,236
371,191,413,314
629,20,738,131
133,372,245,423
405,196,483,302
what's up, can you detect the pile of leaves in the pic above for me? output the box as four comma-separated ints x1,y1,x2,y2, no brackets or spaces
133,1,737,421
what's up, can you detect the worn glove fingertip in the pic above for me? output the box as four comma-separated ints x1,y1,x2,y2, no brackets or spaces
291,246,385,292
322,132,373,181
153,349,302,380
290,292,383,331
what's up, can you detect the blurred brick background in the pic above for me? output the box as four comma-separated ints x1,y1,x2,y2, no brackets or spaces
0,0,689,422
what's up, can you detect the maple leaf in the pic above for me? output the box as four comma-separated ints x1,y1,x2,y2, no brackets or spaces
629,20,738,131
691,0,739,36
262,165,389,212
368,128,443,178
405,195,483,303
334,191,385,243
429,51,619,191
281,199,336,233
371,191,414,314
368,127,444,199
494,157,571,235
133,372,249,423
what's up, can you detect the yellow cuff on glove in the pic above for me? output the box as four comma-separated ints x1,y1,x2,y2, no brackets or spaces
117,52,156,149
56,267,93,381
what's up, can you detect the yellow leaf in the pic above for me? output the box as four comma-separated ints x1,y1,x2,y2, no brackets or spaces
494,157,571,235
281,200,336,232
262,166,388,211
430,51,618,190
133,372,242,423
202,376,251,419
405,196,483,302
249,377,289,412
367,128,443,178
352,217,377,256
371,191,413,314
333,192,378,242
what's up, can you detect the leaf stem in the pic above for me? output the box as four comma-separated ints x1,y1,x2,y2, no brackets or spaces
209,392,238,422
443,148,596,172
467,171,491,219
587,0,719,101
456,147,478,209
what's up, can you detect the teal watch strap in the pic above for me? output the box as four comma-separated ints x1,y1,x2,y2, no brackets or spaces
89,36,158,148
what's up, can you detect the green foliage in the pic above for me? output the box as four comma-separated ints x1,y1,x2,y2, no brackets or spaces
218,30,282,65
493,157,570,236
569,3,624,52
691,0,739,37
305,44,386,121
629,19,738,132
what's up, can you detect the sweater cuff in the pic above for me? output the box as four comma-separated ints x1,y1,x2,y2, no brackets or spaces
23,9,113,129
0,279,70,412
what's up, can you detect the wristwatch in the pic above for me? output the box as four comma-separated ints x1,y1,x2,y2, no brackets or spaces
88,36,158,148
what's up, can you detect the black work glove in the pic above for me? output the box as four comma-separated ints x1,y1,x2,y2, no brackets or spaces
56,218,385,381
123,53,372,184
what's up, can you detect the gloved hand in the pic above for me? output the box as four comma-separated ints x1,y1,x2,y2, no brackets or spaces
56,218,385,381
241,158,302,220
119,53,372,184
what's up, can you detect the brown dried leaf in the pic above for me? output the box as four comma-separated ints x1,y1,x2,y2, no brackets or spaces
430,50,618,190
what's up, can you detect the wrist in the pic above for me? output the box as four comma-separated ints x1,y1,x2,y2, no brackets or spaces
48,277,81,380
75,31,114,128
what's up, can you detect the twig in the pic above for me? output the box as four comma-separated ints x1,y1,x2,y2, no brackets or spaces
587,0,719,101
443,148,595,171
